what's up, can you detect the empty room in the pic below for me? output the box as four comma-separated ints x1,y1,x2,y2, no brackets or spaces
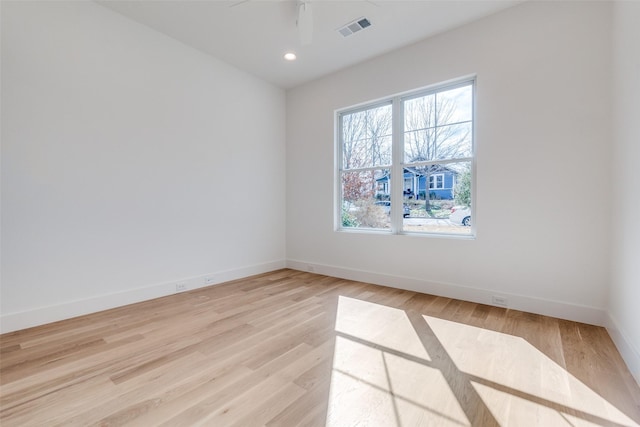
1,0,639,425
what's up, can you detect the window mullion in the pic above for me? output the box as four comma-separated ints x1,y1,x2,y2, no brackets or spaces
335,114,343,230
391,96,404,233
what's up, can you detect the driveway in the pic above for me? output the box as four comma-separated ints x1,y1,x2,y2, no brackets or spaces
403,217,470,234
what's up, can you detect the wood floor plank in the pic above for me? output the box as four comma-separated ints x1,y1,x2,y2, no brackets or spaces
266,377,331,427
1,269,639,426
108,365,255,427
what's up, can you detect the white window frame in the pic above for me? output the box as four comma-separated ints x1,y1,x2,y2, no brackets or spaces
336,76,476,237
429,173,445,190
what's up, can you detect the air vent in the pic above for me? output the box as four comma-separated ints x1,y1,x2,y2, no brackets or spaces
337,17,371,37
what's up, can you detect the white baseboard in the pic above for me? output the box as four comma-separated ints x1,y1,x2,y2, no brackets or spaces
286,259,607,326
605,313,640,386
0,260,286,334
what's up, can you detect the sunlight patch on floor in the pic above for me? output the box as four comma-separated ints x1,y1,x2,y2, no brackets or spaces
327,336,470,427
334,296,431,362
326,296,638,427
426,315,637,427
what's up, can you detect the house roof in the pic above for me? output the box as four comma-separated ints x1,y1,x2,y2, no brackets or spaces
376,166,457,181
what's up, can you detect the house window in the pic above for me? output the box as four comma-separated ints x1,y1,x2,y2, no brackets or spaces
337,78,474,236
429,174,445,190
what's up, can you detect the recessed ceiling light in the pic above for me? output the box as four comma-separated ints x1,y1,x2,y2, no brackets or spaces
284,52,297,61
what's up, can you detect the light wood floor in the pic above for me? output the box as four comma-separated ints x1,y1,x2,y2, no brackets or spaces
1,269,639,426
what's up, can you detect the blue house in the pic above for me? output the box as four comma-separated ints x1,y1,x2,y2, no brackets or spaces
376,166,457,200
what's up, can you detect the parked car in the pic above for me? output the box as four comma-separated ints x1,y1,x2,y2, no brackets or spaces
449,206,471,226
375,201,411,218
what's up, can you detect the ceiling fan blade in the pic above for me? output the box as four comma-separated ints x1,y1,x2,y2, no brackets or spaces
297,1,313,45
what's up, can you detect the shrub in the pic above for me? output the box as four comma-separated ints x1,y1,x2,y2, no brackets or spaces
353,200,388,228
342,209,359,227
454,169,471,207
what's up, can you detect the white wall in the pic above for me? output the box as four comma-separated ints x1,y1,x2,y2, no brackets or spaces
0,1,286,332
286,1,612,324
609,1,640,384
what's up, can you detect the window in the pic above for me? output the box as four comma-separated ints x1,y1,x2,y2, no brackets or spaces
339,102,393,230
429,174,445,190
337,78,474,236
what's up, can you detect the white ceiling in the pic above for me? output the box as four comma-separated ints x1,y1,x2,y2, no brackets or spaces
98,0,523,89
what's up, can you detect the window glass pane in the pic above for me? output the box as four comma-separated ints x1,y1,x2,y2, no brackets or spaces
341,169,391,230
404,85,473,163
404,128,436,163
341,104,392,170
402,161,472,235
434,122,472,160
404,94,435,132
435,85,473,125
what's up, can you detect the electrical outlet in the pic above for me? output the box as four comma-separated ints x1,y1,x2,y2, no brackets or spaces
204,276,216,285
175,282,188,292
492,295,508,307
